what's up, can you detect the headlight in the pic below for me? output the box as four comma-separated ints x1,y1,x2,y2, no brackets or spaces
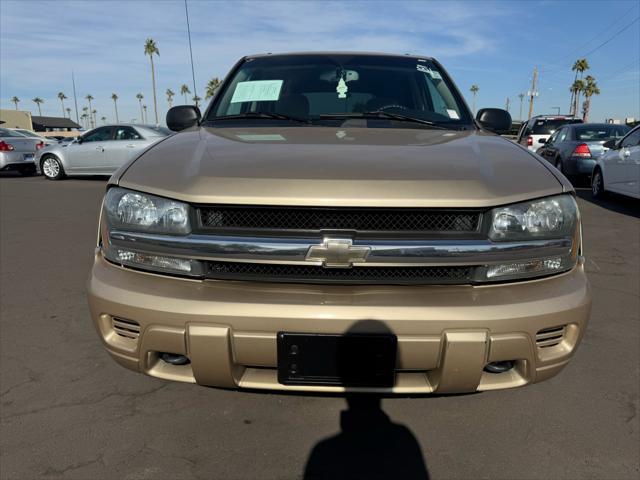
489,195,578,241
104,187,190,235
102,188,199,276
479,194,581,282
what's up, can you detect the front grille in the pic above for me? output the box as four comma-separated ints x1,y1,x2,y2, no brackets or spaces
112,317,141,340
198,206,481,234
536,325,566,348
206,261,472,285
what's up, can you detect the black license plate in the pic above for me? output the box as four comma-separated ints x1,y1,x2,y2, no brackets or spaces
277,332,397,387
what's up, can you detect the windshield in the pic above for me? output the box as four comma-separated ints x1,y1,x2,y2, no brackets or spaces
574,125,629,141
207,54,472,128
16,130,41,138
531,118,582,135
0,128,28,138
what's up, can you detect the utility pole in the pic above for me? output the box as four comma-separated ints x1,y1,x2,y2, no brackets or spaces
527,66,538,120
505,97,510,113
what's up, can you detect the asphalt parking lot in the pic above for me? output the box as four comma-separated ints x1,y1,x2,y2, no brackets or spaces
0,174,638,480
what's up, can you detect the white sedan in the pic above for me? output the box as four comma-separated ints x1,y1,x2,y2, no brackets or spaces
592,125,640,199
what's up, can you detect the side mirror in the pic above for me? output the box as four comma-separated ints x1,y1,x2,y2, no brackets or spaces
76,136,83,144
476,108,512,134
167,105,201,132
538,138,547,144
603,139,617,149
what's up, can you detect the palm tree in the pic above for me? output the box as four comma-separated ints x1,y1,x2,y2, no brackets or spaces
101,116,107,125
570,79,585,118
66,107,71,118
144,38,160,124
136,93,144,123
85,94,94,127
517,93,525,121
81,113,89,128
205,77,221,100
32,97,44,116
192,95,201,106
166,88,175,108
111,93,119,123
143,105,148,123
11,96,19,110
57,92,67,117
92,109,97,126
581,76,600,122
570,59,589,115
180,84,191,104
469,85,479,114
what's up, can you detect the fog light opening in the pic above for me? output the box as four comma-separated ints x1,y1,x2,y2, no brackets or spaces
160,352,190,366
484,361,514,374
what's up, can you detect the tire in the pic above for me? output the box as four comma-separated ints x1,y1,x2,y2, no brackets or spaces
592,168,606,199
554,157,563,173
41,155,65,180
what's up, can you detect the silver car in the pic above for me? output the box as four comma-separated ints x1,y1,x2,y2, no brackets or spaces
0,127,42,175
35,124,171,180
10,129,60,147
592,125,640,199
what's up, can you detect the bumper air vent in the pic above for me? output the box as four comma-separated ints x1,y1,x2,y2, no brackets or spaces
112,317,141,340
536,325,566,348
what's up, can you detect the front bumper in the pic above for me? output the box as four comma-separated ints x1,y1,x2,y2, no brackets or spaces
87,252,591,394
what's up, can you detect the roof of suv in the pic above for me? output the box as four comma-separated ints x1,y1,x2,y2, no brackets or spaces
245,51,436,61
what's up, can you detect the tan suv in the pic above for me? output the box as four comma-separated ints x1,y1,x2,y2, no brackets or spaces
87,52,591,394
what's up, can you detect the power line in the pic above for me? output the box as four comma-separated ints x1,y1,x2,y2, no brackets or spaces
581,16,639,58
546,3,638,67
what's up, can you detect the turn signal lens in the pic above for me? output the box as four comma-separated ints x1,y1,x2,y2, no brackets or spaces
36,141,45,150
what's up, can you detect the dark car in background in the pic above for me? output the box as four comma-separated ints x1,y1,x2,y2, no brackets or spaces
517,115,583,151
537,123,630,179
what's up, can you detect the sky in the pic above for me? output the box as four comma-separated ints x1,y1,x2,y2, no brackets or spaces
1,0,638,126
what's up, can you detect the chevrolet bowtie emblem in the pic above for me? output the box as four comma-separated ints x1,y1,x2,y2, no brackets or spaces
306,238,371,268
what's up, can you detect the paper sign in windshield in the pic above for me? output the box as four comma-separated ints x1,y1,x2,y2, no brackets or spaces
230,80,283,103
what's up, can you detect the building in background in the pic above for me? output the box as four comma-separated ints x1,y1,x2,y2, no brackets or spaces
0,109,32,129
31,116,81,136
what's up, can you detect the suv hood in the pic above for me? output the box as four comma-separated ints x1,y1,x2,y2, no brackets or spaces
118,126,565,207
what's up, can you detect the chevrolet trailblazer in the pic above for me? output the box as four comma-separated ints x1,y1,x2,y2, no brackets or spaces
87,52,591,394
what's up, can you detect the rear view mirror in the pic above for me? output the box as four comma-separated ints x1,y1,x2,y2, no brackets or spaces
603,139,617,149
167,105,201,132
476,108,512,134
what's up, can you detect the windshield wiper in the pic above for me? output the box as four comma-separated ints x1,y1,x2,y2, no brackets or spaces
210,112,311,124
319,111,450,130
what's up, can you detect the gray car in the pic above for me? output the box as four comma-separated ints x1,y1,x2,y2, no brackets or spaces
0,127,42,175
536,123,630,178
35,124,171,180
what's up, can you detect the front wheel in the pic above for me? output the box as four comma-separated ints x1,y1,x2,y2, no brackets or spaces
592,169,606,198
41,156,65,180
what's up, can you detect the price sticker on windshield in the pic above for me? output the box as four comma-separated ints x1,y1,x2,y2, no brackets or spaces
231,80,283,103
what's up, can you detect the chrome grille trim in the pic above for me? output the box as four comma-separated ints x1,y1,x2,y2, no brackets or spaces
109,230,572,267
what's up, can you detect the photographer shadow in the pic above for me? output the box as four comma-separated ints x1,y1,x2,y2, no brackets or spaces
303,320,430,480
